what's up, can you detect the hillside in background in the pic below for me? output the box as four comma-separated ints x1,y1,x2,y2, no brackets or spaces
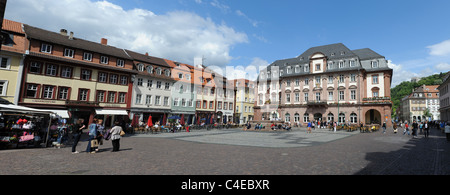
391,72,448,117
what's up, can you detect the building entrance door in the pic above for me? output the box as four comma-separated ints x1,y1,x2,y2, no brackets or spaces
314,113,323,122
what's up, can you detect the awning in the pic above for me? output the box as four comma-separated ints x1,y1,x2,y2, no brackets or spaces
95,109,128,115
41,109,70,118
0,104,53,115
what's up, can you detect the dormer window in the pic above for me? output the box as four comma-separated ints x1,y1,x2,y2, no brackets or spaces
156,68,162,75
350,60,356,67
339,61,344,68
371,61,379,68
331,53,335,56
137,64,144,72
165,69,171,77
287,66,292,74
341,51,345,55
295,65,300,73
64,48,75,58
100,56,109,64
41,43,52,53
327,62,333,69
147,66,153,74
117,59,125,67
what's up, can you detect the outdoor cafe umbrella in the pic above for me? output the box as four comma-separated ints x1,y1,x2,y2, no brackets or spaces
147,115,153,127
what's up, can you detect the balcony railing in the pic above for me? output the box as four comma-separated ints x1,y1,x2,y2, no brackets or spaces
362,96,392,105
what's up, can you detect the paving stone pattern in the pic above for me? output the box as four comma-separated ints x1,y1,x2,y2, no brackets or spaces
0,128,449,175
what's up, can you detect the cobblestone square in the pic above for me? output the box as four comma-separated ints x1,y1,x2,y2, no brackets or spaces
0,128,449,175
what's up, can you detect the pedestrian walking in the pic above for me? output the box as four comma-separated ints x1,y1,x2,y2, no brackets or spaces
424,121,430,138
333,122,337,132
71,119,85,154
95,119,105,152
86,118,98,154
307,121,312,133
403,122,410,135
382,122,387,134
110,121,123,152
393,122,398,134
419,122,424,135
412,120,418,138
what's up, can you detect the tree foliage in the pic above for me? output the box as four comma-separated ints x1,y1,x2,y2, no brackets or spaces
391,72,447,117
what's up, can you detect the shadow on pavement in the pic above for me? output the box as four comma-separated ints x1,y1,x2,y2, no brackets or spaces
355,128,450,175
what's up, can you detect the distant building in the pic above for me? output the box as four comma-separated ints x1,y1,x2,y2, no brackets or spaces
438,72,450,122
411,77,421,83
400,85,440,122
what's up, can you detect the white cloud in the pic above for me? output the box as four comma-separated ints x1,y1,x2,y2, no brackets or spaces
388,60,419,87
222,57,269,81
427,39,450,56
388,60,449,87
5,0,248,67
435,63,450,71
236,10,260,27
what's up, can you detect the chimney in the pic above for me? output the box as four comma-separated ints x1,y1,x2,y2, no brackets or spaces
101,38,108,45
69,32,74,40
145,52,149,56
60,29,68,36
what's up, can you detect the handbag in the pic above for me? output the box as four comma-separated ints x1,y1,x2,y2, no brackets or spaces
91,139,99,147
104,131,111,140
120,130,125,136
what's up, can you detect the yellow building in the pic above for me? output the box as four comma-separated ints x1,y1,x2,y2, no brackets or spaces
234,79,255,124
0,19,27,105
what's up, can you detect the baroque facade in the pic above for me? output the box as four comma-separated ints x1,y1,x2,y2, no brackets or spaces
254,43,393,127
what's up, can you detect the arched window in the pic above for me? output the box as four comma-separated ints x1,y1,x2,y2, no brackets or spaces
146,65,153,74
350,113,358,124
303,113,310,123
327,113,334,122
137,63,144,72
285,113,291,123
338,113,345,123
294,113,300,122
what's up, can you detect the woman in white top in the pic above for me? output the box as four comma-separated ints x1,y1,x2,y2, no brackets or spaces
110,121,123,152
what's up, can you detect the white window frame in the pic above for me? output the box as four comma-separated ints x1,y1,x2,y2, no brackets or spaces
145,95,152,105
43,86,54,99
64,48,75,58
100,56,109,64
0,80,8,96
371,61,379,68
135,94,142,105
117,59,125,67
83,52,93,61
41,43,52,53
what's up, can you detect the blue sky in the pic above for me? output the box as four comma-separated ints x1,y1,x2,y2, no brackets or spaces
5,0,450,85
